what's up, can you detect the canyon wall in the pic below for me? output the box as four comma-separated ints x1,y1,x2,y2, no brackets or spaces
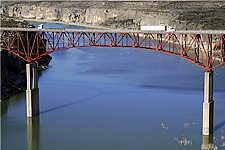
1,1,225,30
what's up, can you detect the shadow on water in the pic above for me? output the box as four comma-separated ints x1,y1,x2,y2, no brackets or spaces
40,94,104,115
214,120,225,132
140,84,202,93
27,116,40,150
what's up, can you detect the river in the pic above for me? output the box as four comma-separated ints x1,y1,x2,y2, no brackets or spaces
1,23,225,150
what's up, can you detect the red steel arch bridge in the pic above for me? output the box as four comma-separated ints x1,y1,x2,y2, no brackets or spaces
1,28,225,136
1,28,225,71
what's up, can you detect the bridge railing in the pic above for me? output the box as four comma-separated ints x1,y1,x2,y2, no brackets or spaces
1,29,225,70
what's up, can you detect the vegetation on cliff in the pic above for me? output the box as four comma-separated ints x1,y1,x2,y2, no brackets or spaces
1,1,225,100
1,1,225,30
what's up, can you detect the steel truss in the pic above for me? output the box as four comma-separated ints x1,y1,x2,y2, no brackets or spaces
1,30,225,71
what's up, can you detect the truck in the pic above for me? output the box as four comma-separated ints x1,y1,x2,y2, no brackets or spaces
140,25,175,32
38,24,44,29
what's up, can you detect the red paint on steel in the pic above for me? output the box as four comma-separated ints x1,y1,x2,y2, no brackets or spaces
1,30,224,71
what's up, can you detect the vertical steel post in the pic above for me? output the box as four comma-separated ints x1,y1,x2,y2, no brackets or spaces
223,35,225,62
52,32,55,50
114,33,117,46
137,33,140,47
202,71,214,135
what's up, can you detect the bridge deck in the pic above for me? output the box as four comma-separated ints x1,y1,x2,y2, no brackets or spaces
1,27,225,34
1,27,224,70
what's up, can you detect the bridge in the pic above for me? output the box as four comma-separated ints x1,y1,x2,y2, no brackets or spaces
1,28,225,136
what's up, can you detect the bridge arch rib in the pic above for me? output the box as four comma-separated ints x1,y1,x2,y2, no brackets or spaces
1,29,225,71
1,28,224,135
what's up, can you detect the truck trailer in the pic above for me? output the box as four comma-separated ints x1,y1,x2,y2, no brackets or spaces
140,25,175,32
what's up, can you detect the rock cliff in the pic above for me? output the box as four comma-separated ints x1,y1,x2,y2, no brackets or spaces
1,1,225,30
1,17,52,100
1,1,225,100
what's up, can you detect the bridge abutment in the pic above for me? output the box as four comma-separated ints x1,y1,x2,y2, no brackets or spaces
26,62,39,117
202,71,214,135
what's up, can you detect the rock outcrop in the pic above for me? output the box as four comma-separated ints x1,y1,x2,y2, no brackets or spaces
1,17,52,100
1,1,225,100
1,50,52,100
1,1,225,30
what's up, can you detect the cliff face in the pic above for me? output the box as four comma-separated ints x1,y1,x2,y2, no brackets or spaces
1,51,26,100
0,18,52,100
1,1,225,100
1,51,52,100
1,1,225,30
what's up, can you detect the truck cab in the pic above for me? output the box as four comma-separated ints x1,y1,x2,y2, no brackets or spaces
166,26,175,32
140,25,175,32
38,24,43,29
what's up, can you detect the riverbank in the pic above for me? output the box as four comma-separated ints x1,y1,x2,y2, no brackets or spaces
1,1,225,30
1,1,225,100
17,18,113,30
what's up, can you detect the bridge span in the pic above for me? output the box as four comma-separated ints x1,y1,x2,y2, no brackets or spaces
1,28,225,70
1,28,225,136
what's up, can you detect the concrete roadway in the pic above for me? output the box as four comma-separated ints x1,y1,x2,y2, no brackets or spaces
1,27,225,34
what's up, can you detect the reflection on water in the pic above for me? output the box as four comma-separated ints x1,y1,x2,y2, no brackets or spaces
27,116,40,150
201,135,217,150
1,92,25,116
1,100,8,116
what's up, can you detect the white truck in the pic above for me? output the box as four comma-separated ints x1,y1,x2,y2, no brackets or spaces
140,25,175,32
38,24,44,29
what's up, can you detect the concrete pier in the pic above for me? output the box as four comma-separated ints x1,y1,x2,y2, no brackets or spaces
26,62,39,117
202,71,214,135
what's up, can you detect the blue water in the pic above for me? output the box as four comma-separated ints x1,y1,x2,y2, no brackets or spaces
1,23,225,150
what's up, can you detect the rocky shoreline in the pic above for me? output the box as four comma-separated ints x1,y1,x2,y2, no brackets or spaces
1,1,225,30
1,1,225,100
18,18,113,30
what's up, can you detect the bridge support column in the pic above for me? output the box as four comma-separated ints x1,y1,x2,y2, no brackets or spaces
26,62,39,117
202,71,214,135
